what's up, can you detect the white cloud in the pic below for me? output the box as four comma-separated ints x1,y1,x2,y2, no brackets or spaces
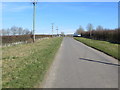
2,3,32,12
10,6,32,12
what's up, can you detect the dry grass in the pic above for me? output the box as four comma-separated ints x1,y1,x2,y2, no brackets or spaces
2,37,63,88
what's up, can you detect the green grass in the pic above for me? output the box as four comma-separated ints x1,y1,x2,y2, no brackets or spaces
74,37,119,60
2,37,63,88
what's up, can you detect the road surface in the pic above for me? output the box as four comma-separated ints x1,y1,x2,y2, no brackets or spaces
43,37,119,88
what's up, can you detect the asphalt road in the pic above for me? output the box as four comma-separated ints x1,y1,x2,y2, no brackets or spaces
43,37,119,88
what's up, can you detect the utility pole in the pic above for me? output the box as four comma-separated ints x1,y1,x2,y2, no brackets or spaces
52,23,54,37
32,0,37,42
56,26,58,36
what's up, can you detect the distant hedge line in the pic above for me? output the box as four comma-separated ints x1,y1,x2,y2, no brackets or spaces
81,29,119,44
1,35,52,45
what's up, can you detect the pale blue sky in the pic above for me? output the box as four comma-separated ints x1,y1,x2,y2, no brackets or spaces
1,0,119,2
2,2,118,34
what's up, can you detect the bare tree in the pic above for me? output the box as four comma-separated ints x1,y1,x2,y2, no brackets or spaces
18,27,23,35
96,25,103,31
24,29,31,35
86,23,93,37
76,25,84,35
61,32,65,37
21,29,26,35
2,26,31,36
2,29,7,36
6,28,10,36
11,26,18,35
0,30,2,36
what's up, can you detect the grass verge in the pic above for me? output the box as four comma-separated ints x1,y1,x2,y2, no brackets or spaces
74,37,119,60
2,37,63,88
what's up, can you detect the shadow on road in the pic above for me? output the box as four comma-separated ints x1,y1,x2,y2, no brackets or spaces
79,58,120,66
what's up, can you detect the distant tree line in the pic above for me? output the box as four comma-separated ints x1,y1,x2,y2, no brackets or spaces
1,26,32,36
75,23,119,44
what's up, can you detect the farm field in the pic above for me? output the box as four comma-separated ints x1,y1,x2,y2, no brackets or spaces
2,37,63,88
